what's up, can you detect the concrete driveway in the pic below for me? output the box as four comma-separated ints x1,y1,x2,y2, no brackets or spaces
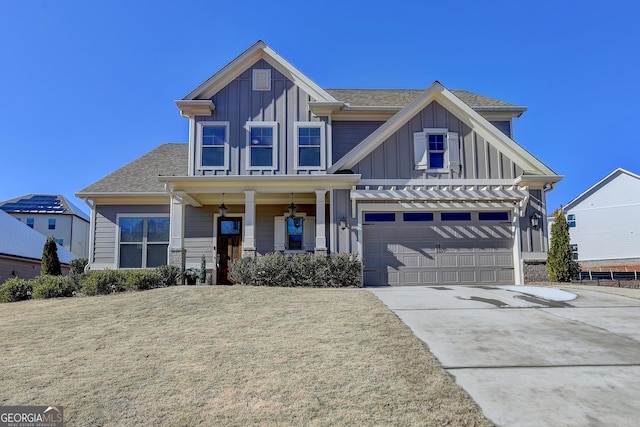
369,285,640,427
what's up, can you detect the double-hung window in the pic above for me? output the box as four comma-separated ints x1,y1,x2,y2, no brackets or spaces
48,218,56,230
294,122,325,170
247,122,278,170
197,121,229,171
413,128,460,171
274,214,315,252
567,214,576,227
118,216,170,268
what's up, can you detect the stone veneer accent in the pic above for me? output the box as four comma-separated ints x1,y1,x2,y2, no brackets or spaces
523,261,549,283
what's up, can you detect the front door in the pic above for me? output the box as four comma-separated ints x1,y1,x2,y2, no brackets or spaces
216,217,243,284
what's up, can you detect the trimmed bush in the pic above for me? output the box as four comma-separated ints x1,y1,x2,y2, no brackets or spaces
32,275,75,299
230,257,257,285
0,278,33,303
231,253,362,287
254,253,292,286
155,265,181,287
70,258,89,276
125,270,163,291
81,269,129,296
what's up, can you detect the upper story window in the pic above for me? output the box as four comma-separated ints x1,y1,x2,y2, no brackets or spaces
26,218,34,228
294,122,325,170
413,128,460,171
567,214,576,227
197,121,229,171
48,218,56,230
246,122,278,170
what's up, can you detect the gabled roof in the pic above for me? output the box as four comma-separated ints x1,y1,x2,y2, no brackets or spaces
0,210,76,264
563,168,640,211
326,88,527,113
0,194,90,222
327,81,558,180
180,40,338,103
76,144,187,196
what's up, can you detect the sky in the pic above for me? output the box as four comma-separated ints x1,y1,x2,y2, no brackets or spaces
1,0,639,216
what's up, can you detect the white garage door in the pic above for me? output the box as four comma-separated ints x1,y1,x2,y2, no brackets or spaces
362,211,514,286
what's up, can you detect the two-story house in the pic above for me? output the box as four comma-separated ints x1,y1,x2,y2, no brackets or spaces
76,41,561,286
0,194,90,258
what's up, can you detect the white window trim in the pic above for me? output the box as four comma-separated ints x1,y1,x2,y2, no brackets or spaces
252,69,271,91
115,214,170,269
294,121,326,171
196,121,230,172
274,212,316,253
414,127,453,172
246,121,279,171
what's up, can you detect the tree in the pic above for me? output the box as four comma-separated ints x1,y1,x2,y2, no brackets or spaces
547,209,580,282
41,236,62,276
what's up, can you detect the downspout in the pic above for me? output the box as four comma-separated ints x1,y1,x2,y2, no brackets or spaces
83,197,95,271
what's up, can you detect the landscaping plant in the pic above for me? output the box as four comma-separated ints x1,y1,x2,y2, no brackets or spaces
41,236,62,276
547,209,580,282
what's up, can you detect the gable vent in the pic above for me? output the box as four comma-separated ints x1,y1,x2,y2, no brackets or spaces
252,69,271,91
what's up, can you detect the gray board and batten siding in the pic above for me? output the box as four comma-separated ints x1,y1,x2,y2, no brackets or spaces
348,101,524,180
193,59,324,176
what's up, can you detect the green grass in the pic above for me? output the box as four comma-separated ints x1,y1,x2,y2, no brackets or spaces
0,286,490,426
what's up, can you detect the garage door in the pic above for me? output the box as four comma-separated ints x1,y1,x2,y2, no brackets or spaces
362,211,514,286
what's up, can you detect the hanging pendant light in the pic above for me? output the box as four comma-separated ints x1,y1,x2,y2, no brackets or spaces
218,193,228,217
288,193,297,218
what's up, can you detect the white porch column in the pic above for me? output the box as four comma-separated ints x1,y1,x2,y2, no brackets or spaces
169,194,186,274
513,205,524,285
315,190,328,255
243,191,256,257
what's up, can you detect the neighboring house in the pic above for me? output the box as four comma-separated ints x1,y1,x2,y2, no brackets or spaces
76,41,561,286
550,168,640,268
0,210,76,281
0,194,90,258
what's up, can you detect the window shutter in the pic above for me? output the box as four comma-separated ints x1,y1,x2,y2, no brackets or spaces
303,216,316,251
447,132,460,171
413,131,427,167
274,217,285,251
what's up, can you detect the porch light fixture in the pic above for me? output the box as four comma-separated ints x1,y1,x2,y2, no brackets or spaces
288,193,297,218
530,212,541,229
339,217,348,230
218,193,228,217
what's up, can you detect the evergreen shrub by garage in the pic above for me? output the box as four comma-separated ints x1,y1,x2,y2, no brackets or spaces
230,253,362,287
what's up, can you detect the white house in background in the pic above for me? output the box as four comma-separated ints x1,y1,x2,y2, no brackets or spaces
552,168,640,267
0,210,77,281
0,195,90,258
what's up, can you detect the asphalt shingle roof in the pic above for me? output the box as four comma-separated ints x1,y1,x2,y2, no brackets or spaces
77,143,188,195
325,89,522,109
0,210,76,263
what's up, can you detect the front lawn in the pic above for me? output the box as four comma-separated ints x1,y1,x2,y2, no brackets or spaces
0,286,490,426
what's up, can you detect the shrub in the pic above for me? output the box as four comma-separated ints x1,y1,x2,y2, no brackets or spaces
328,253,362,287
41,236,62,276
231,253,362,287
125,270,162,291
70,258,89,275
81,269,128,296
547,209,580,282
32,275,75,299
0,278,33,303
199,254,207,284
230,257,256,285
254,253,292,286
155,265,181,287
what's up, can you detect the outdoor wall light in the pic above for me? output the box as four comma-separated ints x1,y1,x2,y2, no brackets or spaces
218,193,228,217
339,217,348,230
530,212,541,229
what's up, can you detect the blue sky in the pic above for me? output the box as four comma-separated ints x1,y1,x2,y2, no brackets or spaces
1,0,639,216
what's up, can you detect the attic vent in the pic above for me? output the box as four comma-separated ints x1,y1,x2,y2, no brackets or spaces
252,69,271,91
